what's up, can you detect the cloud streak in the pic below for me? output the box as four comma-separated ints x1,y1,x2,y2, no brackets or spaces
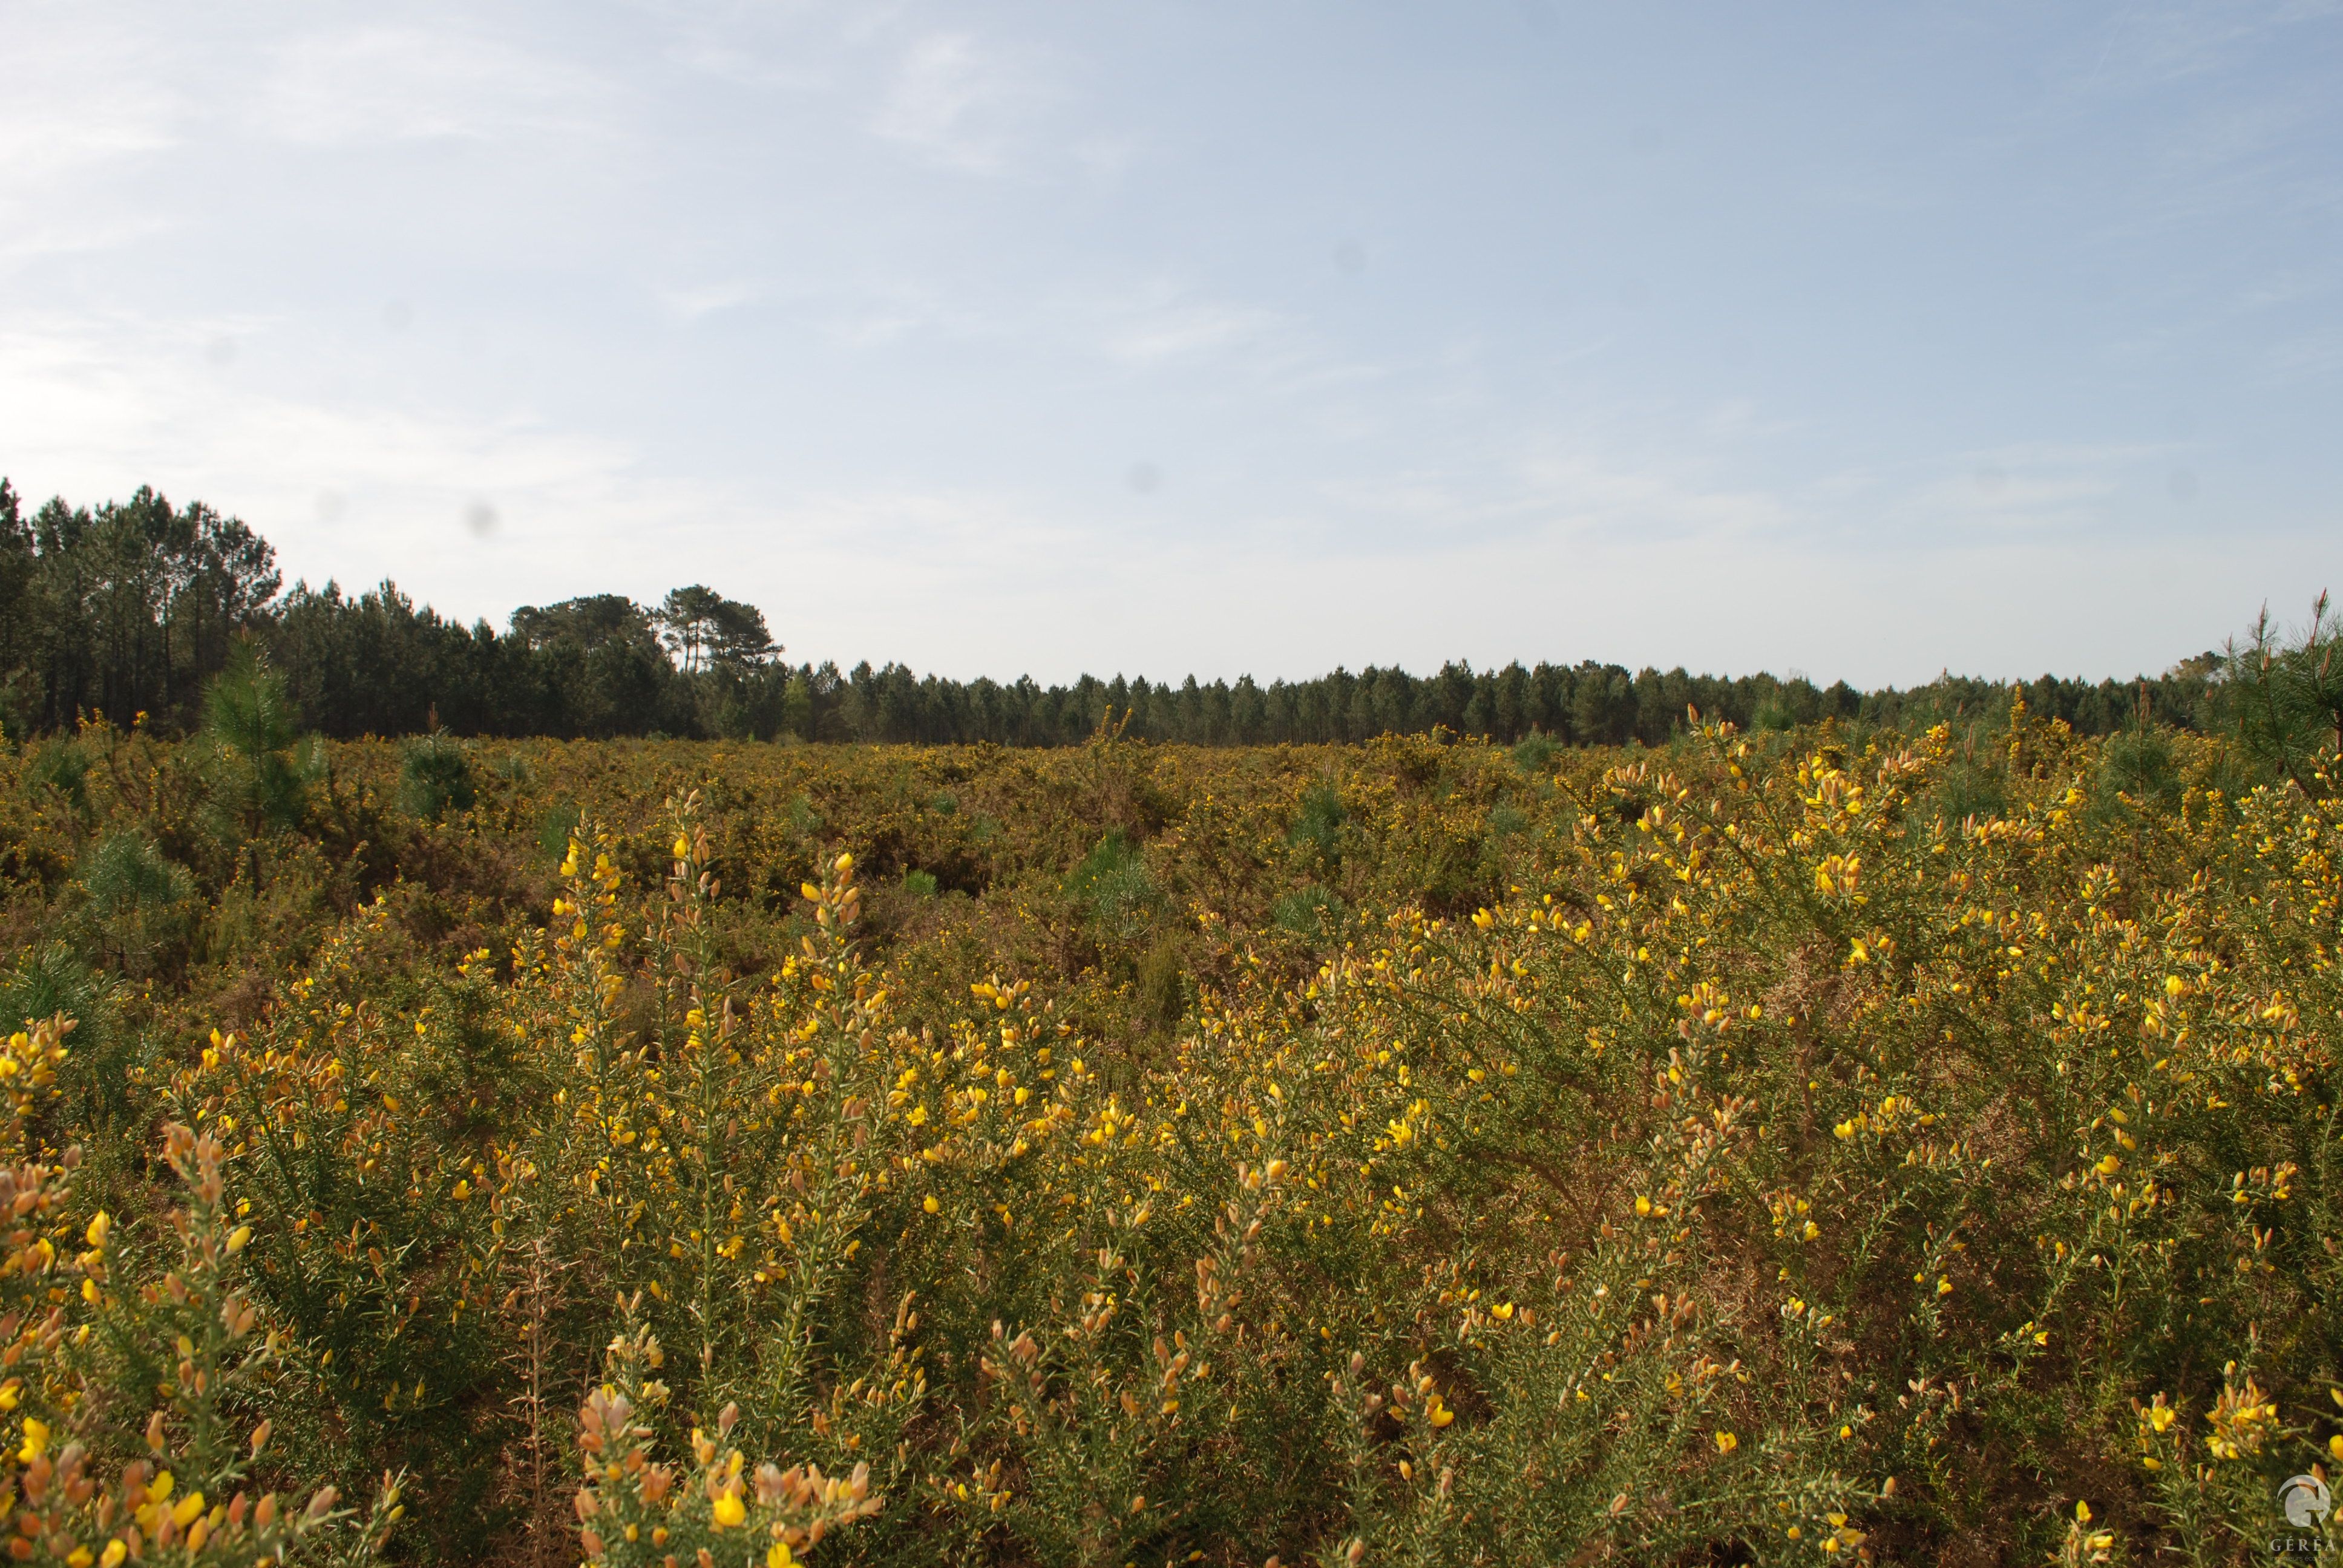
870,31,1056,174
0,1,2337,688
246,24,617,147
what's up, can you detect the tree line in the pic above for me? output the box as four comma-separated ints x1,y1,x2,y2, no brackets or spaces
0,477,2229,746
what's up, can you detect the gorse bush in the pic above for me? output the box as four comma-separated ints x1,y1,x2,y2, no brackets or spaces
1,682,2339,1563
1,945,137,1151
0,1018,401,1567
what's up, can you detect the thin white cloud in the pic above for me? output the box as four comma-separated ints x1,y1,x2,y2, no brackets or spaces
657,281,762,324
0,85,180,191
0,296,2309,688
1280,425,1798,563
0,310,649,601
1101,299,1285,367
0,9,187,264
1067,279,1380,405
2076,0,2343,96
0,0,2334,691
247,24,614,147
1820,440,2190,554
869,31,1052,174
661,27,834,94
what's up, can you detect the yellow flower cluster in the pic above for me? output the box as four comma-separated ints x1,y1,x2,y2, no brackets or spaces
79,713,2343,1564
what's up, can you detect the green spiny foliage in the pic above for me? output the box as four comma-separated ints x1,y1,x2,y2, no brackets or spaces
1066,829,1161,939
201,644,309,848
0,682,2335,1564
2228,591,2343,797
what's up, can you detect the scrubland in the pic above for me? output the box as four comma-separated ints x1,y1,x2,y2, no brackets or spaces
0,707,2335,1566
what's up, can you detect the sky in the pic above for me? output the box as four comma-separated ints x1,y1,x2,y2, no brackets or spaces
2,1,2339,688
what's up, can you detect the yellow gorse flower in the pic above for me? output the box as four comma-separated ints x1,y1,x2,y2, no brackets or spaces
25,708,2342,1567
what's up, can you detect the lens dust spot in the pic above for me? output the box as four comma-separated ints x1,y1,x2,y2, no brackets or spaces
465,500,499,536
1127,463,1161,495
2167,468,2198,502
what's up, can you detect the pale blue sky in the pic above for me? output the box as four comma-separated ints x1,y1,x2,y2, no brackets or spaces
3,2,2338,684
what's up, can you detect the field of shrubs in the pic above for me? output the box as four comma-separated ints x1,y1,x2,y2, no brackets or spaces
0,693,2336,1565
